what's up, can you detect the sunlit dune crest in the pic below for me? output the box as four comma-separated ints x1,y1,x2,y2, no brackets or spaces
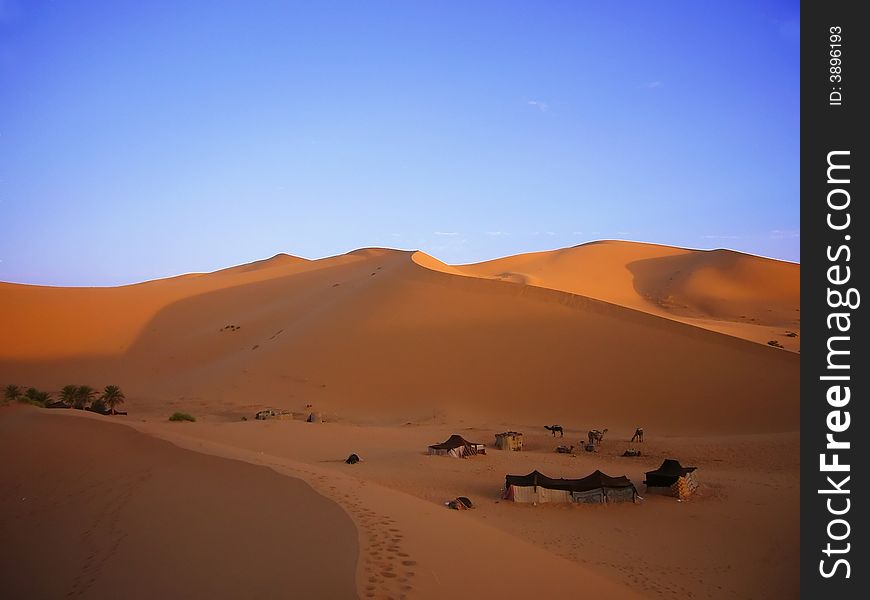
0,241,798,434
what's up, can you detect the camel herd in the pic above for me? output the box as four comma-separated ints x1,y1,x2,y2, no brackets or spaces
545,425,645,451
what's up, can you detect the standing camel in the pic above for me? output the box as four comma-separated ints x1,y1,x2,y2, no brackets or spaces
587,428,608,446
631,427,644,443
545,425,564,437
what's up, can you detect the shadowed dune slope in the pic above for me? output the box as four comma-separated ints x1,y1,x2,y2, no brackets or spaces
420,240,800,350
1,247,798,434
0,407,358,599
0,251,359,361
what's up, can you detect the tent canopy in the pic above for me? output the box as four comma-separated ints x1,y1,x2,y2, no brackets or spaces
644,459,697,486
505,469,635,493
646,459,696,477
429,434,481,450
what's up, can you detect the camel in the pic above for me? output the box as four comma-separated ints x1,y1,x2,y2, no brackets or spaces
587,428,608,446
545,425,564,437
631,427,644,443
555,445,574,454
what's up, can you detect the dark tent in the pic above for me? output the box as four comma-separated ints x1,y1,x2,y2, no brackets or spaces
504,469,637,504
428,435,486,458
506,469,635,492
644,459,697,487
644,459,699,499
345,453,361,464
430,435,475,450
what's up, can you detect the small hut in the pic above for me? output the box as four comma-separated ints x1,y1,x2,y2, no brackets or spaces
644,459,698,499
503,470,638,504
494,431,524,451
428,434,485,458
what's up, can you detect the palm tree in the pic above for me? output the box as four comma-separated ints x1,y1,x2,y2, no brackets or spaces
4,384,22,404
24,387,40,402
100,385,125,415
60,385,78,407
34,391,51,407
74,385,96,410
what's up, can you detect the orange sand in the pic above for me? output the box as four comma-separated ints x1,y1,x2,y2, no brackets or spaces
0,241,800,599
0,405,358,599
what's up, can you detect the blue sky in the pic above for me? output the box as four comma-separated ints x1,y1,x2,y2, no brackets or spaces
0,1,799,286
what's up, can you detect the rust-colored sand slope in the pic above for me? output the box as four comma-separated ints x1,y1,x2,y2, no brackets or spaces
423,240,801,351
0,407,358,599
0,245,798,433
0,252,317,361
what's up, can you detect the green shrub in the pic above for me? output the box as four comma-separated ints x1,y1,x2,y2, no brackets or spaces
169,412,196,422
18,388,47,407
18,397,46,408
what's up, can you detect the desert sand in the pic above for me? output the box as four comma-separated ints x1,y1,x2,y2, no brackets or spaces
418,240,800,351
0,405,358,599
0,241,800,599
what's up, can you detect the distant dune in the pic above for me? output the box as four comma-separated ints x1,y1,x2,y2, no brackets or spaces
0,243,801,599
419,240,800,351
0,241,799,434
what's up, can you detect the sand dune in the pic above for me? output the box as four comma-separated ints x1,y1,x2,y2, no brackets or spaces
419,240,800,351
0,406,358,599
134,415,799,600
0,250,355,361
0,242,800,599
1,243,798,433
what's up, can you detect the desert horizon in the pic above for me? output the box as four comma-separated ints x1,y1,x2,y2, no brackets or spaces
2,237,799,599
1,239,800,430
1,2,803,598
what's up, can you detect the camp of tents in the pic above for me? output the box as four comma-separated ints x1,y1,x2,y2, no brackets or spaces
503,469,638,504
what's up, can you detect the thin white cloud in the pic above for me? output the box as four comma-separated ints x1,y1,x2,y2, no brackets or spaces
702,234,740,240
434,231,459,236
770,229,800,239
642,81,663,89
527,100,549,112
485,231,507,236
545,231,556,236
